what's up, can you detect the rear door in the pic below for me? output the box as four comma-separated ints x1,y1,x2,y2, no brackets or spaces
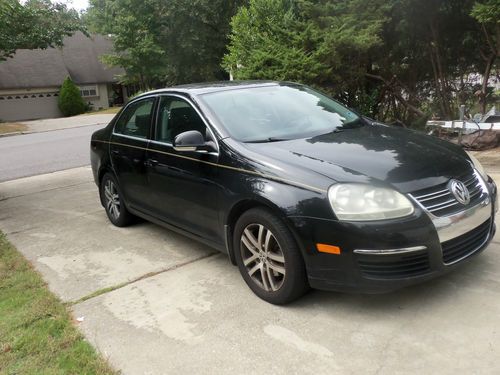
110,96,156,211
145,95,221,242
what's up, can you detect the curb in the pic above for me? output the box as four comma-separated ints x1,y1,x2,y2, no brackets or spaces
0,131,25,138
0,122,108,138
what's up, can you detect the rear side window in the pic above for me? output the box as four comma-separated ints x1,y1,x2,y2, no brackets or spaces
114,98,155,139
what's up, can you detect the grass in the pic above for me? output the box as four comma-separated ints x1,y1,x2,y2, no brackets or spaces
0,233,117,375
0,122,28,135
84,107,121,115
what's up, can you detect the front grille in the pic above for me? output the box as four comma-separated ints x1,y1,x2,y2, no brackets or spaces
357,251,430,279
410,171,485,217
441,219,491,264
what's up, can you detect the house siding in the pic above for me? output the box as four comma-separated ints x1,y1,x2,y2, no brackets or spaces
0,83,113,121
81,83,110,110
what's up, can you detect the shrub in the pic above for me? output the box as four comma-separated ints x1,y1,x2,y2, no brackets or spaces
58,77,86,116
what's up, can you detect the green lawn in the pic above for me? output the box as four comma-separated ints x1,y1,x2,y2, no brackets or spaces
0,233,116,374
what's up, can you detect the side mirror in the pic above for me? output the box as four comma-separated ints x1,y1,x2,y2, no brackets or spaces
473,113,483,123
173,130,214,152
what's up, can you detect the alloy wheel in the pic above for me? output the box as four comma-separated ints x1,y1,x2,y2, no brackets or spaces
240,223,286,292
104,179,120,220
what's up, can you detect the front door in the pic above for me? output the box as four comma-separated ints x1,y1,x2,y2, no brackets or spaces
110,96,156,211
145,95,221,243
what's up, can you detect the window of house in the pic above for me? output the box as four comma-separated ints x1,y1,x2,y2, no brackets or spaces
79,85,98,98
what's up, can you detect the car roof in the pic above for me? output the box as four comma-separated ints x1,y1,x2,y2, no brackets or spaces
135,80,298,98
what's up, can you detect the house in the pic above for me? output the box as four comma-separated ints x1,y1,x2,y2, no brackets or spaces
0,32,126,121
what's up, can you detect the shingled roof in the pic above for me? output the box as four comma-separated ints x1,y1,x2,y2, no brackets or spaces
0,32,124,90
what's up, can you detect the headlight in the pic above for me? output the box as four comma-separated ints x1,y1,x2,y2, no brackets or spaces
466,152,488,181
328,184,414,221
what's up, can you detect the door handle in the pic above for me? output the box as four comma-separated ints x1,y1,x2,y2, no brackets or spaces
145,159,159,167
111,149,120,155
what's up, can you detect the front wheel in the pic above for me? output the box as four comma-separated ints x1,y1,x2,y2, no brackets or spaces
100,173,135,227
233,208,309,304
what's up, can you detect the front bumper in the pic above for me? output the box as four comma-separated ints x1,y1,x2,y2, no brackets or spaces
288,176,497,293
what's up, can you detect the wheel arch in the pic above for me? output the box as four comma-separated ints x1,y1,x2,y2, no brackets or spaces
224,196,306,266
97,166,116,207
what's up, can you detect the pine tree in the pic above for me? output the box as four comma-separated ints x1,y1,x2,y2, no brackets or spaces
58,77,86,117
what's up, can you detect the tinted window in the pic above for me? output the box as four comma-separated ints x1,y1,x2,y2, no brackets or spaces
156,96,207,143
115,98,155,139
199,85,361,142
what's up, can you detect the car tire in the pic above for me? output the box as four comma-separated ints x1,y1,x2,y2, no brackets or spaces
233,207,309,304
100,172,135,227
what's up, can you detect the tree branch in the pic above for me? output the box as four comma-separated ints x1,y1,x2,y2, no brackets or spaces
365,73,425,117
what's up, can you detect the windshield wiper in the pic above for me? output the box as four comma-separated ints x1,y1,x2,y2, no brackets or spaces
245,137,290,143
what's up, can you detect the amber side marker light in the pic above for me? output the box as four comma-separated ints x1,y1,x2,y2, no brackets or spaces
316,244,341,255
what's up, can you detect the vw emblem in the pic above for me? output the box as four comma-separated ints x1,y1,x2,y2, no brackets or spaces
449,179,470,205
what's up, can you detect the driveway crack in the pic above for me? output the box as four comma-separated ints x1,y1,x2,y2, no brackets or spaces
68,251,219,306
0,181,92,201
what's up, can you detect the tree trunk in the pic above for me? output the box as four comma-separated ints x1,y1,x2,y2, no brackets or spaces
479,23,499,114
365,73,426,118
429,47,447,118
481,54,495,114
429,19,452,119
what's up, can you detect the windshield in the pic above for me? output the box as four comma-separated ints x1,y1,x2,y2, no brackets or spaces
199,85,362,142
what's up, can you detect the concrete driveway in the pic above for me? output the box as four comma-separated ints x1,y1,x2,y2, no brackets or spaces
1,167,500,374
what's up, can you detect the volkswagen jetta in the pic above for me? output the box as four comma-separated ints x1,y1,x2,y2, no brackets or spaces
90,81,497,304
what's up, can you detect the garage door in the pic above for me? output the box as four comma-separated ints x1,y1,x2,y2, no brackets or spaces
0,92,63,121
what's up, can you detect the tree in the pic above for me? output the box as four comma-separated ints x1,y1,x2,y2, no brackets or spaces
0,0,84,61
160,0,246,84
58,77,86,117
85,0,498,124
225,0,498,126
85,0,169,90
367,0,484,123
223,0,325,83
223,0,390,109
85,0,244,88
471,0,500,113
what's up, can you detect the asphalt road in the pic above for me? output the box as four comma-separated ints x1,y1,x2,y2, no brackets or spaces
0,125,102,182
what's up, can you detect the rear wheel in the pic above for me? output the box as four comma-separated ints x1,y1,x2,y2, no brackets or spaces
233,208,309,304
100,173,135,227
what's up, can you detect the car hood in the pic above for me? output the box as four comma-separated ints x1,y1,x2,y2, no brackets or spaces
242,124,473,193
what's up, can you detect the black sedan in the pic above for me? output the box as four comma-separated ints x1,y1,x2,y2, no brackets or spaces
90,81,497,304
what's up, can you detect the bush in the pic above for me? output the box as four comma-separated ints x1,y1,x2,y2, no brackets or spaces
58,77,86,116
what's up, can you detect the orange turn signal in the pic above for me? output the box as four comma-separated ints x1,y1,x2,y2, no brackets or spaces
316,243,341,255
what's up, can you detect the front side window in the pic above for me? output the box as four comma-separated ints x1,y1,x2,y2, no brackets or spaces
114,98,155,139
156,96,208,144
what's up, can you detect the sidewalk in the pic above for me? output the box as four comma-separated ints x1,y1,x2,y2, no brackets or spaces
0,114,115,137
21,114,115,133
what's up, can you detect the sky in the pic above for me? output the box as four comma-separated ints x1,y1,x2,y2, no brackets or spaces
60,0,89,12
